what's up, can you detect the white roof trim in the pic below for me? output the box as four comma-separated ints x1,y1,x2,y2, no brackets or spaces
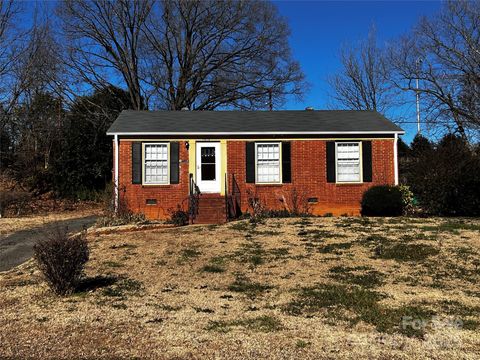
107,130,405,136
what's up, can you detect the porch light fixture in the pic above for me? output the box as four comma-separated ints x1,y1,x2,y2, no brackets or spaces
185,141,189,150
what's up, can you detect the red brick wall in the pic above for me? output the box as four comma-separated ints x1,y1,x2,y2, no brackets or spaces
116,140,190,220
114,138,395,219
227,139,395,216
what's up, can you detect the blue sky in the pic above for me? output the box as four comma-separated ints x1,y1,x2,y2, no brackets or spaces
24,0,441,142
275,0,442,142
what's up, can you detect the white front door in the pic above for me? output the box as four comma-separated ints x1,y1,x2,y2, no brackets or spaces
196,142,221,193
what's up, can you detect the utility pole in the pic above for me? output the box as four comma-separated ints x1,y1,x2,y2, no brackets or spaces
416,78,420,134
268,88,273,111
415,57,422,134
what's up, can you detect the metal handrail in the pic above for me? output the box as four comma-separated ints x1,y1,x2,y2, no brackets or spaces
232,173,241,218
189,174,201,223
226,173,241,220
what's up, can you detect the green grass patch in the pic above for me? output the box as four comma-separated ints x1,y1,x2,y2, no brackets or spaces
420,220,480,234
462,319,480,331
202,264,225,273
298,229,338,239
230,221,251,232
181,248,202,258
177,247,202,263
102,261,124,268
206,315,282,333
358,234,391,246
284,283,434,338
329,266,384,288
337,217,375,228
202,256,227,273
155,304,182,311
228,274,273,299
109,243,138,250
193,306,215,313
374,243,439,262
438,300,480,318
269,247,290,259
111,302,127,310
318,242,353,254
292,218,313,226
295,340,311,348
400,233,435,242
101,278,143,298
231,240,266,267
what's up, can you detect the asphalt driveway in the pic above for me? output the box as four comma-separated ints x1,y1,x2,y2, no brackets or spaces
0,215,98,272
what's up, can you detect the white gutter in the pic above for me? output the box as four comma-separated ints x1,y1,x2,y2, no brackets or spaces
107,130,405,136
114,134,119,212
394,133,399,185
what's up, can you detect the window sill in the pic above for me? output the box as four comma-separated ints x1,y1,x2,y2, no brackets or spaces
254,183,284,187
335,182,364,185
141,183,173,187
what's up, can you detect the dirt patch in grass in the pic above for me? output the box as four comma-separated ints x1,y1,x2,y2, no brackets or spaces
1,216,479,359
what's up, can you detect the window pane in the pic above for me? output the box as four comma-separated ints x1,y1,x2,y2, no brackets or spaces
256,143,280,183
144,144,168,184
201,147,215,164
337,143,360,182
201,164,216,180
200,146,216,180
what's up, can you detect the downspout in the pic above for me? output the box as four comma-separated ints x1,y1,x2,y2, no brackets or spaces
394,133,399,186
114,134,119,212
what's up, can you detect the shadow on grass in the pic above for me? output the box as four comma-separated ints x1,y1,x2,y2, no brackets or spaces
75,275,118,293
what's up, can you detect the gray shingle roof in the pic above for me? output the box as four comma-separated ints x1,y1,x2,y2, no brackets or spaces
107,110,404,135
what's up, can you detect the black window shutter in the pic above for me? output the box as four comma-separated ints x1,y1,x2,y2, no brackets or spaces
132,142,142,184
282,141,291,183
326,141,336,183
170,141,180,184
246,142,255,183
362,141,372,182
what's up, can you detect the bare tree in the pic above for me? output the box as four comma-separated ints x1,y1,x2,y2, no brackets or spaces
328,28,397,114
57,0,153,110
0,0,25,125
388,1,480,139
8,14,66,177
142,0,305,110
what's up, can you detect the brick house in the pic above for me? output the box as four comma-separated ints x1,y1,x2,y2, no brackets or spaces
107,110,404,223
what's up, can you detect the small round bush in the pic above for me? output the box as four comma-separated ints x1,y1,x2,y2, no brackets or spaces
361,185,404,217
169,209,189,226
34,227,89,295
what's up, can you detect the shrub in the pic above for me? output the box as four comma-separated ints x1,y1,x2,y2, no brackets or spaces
246,188,312,222
406,134,480,216
96,185,148,227
168,207,189,226
34,227,89,295
398,185,415,214
246,189,267,224
361,185,404,217
281,187,311,216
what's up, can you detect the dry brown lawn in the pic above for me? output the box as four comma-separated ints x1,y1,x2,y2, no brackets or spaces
1,216,479,359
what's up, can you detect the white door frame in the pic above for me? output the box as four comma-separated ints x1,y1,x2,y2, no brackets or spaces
196,142,221,193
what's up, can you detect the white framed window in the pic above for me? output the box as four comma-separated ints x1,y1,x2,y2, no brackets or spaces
256,142,281,184
143,143,169,185
336,142,361,183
